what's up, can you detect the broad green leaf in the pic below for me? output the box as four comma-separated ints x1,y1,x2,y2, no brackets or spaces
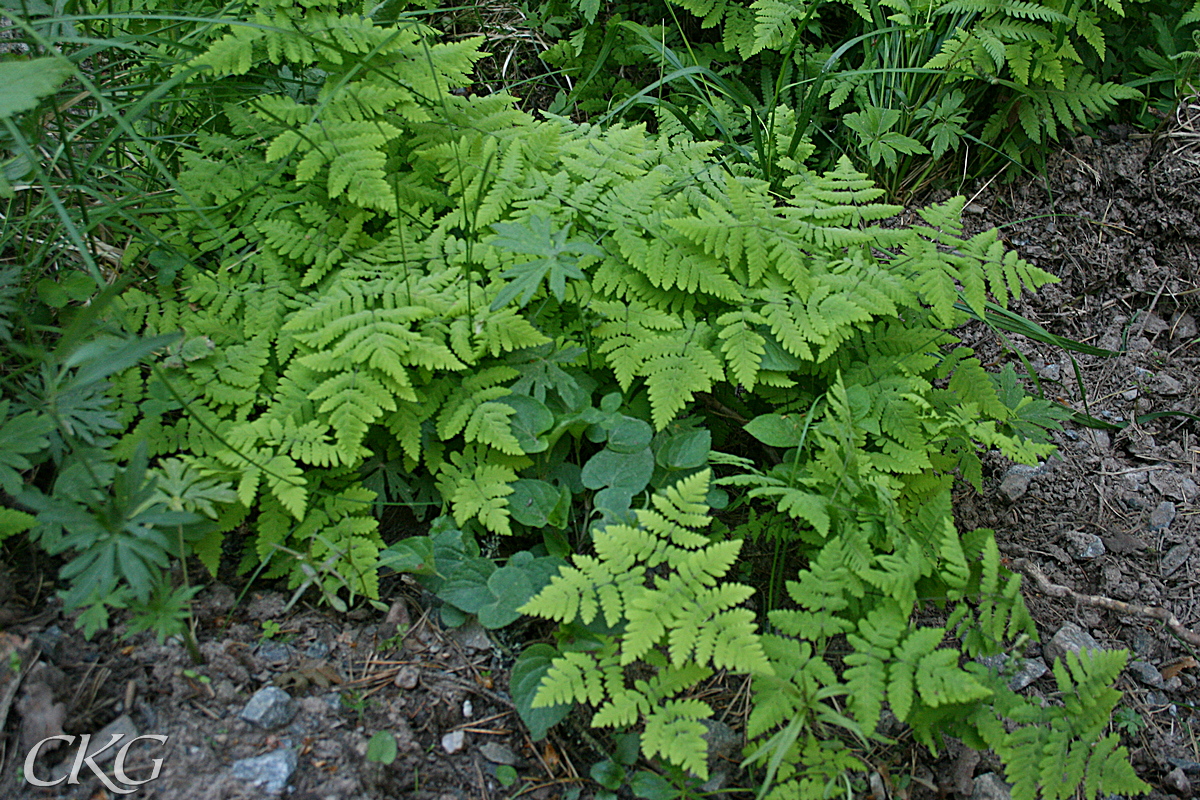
510,644,571,740
744,413,807,448
509,479,564,528
653,428,710,469
478,564,535,628
0,57,73,117
378,536,436,576
607,417,653,453
498,394,554,454
366,731,397,765
581,447,654,492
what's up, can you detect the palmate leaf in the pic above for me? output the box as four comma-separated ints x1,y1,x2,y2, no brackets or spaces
488,216,604,310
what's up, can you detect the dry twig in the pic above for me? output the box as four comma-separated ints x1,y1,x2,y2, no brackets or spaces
1012,558,1200,647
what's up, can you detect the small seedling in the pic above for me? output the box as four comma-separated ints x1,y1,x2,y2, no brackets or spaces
366,731,397,765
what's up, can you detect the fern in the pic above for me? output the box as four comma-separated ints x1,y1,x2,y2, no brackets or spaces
521,471,771,779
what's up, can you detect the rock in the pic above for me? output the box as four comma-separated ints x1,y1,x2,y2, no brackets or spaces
1164,767,1192,797
1102,531,1148,554
1151,375,1184,395
305,641,331,659
1149,501,1177,531
1037,363,1061,381
231,748,298,794
49,715,137,783
699,719,741,793
479,742,519,765
972,772,1014,800
1168,758,1200,775
1126,660,1163,687
448,620,491,652
1161,544,1191,578
1044,623,1105,664
1120,389,1138,401
1008,658,1049,690
1171,313,1197,340
393,665,420,690
977,654,1047,690
240,686,298,729
1063,531,1105,560
999,469,1033,502
441,730,465,754
256,641,296,664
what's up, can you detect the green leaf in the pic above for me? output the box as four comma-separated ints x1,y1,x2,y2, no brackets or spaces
744,413,807,448
366,731,398,765
511,644,572,740
378,536,436,576
654,428,711,469
509,479,566,528
0,57,73,117
590,759,626,791
488,217,602,310
439,558,497,614
478,564,535,628
496,765,518,787
631,770,675,800
497,394,554,454
581,447,654,492
607,417,653,453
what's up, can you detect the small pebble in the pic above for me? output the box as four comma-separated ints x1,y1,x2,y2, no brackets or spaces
1149,501,1176,531
971,772,1014,800
1037,363,1061,381
1044,623,1105,664
231,749,298,794
393,665,420,690
441,730,465,754
1126,660,1163,687
479,742,519,765
1152,374,1184,395
1161,544,1191,578
240,686,298,730
1063,530,1105,560
1164,767,1192,797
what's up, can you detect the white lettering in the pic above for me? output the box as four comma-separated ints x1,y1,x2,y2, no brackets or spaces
24,735,76,787
112,735,169,787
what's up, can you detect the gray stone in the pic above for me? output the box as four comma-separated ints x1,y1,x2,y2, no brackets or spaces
1171,313,1197,340
999,472,1031,501
1168,758,1200,775
1126,660,1163,687
699,719,741,794
256,641,296,664
1164,767,1192,797
305,642,331,659
972,772,1013,800
393,665,420,690
479,742,519,765
976,654,1047,690
1120,389,1138,401
1043,623,1105,664
1161,544,1191,578
1037,363,1061,381
1151,375,1184,395
240,686,298,729
231,748,298,794
448,620,491,651
1008,658,1049,690
49,715,138,783
1063,530,1106,560
441,730,465,754
1149,501,1177,531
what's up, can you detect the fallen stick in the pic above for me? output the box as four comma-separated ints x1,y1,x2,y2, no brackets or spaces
1011,558,1200,647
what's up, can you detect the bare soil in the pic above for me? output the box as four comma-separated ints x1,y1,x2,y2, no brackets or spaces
1,102,1199,800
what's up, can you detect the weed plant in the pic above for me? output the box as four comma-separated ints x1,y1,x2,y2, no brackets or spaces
0,0,1164,797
